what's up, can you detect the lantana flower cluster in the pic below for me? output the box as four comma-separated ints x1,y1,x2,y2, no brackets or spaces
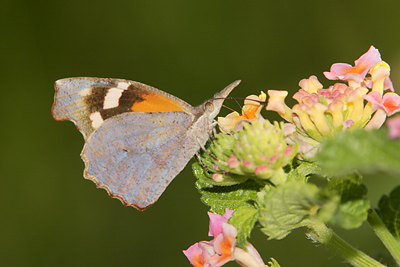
183,209,265,267
266,46,400,158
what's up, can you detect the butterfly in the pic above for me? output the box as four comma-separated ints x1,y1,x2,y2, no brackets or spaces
52,77,240,210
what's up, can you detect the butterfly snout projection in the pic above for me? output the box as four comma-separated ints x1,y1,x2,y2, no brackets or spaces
52,78,240,210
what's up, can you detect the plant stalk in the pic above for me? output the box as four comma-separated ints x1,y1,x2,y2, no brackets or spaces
309,220,385,267
367,209,400,265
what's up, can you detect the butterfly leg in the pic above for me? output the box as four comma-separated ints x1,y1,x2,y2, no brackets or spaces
195,152,212,174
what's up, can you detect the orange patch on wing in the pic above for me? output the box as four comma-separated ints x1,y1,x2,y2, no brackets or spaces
131,92,186,112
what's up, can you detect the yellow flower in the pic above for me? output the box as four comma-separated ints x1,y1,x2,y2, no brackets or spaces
218,92,266,133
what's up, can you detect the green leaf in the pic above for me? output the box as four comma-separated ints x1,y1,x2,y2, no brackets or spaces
228,205,258,249
192,161,249,186
332,200,370,229
316,129,400,177
326,176,370,229
377,185,400,241
195,177,263,215
327,174,366,201
257,181,340,239
287,160,321,182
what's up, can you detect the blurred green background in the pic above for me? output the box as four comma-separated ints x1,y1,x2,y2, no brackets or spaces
2,1,400,266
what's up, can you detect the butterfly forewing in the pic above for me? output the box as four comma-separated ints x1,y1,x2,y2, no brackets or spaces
52,78,193,139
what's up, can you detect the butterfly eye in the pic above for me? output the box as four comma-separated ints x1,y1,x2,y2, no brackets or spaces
205,102,215,113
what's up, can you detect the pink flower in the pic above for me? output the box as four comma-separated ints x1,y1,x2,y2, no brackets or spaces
208,209,234,237
183,209,265,267
386,115,400,139
323,46,381,83
364,91,400,116
184,242,213,267
323,46,394,91
208,223,237,266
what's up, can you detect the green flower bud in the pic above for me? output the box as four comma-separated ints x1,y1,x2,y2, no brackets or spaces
204,120,298,185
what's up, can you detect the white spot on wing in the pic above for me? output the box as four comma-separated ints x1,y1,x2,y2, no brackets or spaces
104,88,124,109
79,88,91,96
89,112,104,129
117,82,130,89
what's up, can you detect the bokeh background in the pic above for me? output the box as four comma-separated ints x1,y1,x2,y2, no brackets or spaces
2,1,400,266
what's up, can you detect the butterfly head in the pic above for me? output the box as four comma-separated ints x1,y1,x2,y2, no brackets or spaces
200,80,241,119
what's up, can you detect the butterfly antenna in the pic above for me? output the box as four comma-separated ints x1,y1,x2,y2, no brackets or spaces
234,98,242,109
213,96,246,110
222,104,237,113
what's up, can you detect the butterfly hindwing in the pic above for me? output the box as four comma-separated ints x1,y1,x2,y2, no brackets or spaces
81,111,198,210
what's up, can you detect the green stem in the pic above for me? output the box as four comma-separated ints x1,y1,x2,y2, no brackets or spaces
309,220,385,267
367,209,400,265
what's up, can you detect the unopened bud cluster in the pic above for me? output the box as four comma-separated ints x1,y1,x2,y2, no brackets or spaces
209,121,297,184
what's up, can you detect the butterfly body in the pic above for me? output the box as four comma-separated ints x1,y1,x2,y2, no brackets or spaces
52,77,240,210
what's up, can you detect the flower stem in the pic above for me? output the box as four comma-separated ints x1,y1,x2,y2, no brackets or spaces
367,208,400,265
309,220,385,267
